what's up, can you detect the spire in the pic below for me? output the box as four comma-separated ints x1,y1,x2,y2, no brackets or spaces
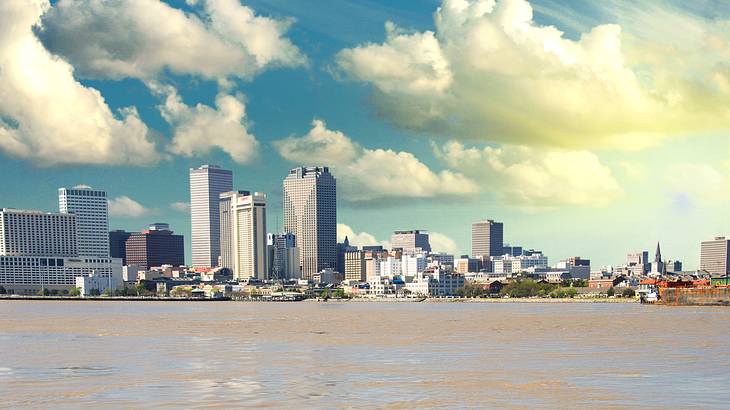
344,236,350,247
655,242,662,263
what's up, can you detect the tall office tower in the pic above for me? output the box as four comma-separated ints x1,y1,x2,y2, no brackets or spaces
267,233,300,280
220,191,267,280
125,223,185,269
109,230,133,264
471,219,503,258
219,190,249,271
190,165,233,268
390,230,431,252
59,185,109,257
700,236,730,277
283,166,337,280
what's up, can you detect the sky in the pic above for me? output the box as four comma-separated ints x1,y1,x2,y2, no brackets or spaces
0,0,729,269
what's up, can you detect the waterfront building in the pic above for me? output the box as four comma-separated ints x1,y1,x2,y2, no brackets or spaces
344,250,366,282
0,208,120,294
364,250,386,281
221,191,268,281
283,166,337,280
337,236,357,274
124,223,184,269
502,244,523,257
109,230,133,265
700,237,730,277
429,253,454,267
267,232,300,280
627,251,650,276
402,252,428,277
493,253,548,275
0,209,77,257
59,185,109,257
380,256,402,277
471,219,503,258
556,257,591,280
455,256,479,274
190,165,233,268
405,267,465,297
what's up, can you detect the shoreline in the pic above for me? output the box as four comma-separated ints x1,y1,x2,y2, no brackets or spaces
0,295,636,303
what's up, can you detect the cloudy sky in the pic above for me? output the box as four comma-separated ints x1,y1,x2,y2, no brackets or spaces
1,0,729,268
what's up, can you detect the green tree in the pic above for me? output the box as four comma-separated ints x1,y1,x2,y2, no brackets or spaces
0,285,7,294
102,288,113,297
37,288,50,296
500,280,557,298
622,288,636,298
606,287,615,297
89,288,101,296
69,287,81,296
569,279,587,287
319,289,330,300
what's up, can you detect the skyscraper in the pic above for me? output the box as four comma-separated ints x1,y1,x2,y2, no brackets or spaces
220,191,267,280
391,230,431,252
219,190,249,272
109,230,133,264
283,166,337,280
267,233,299,280
471,219,503,258
125,223,185,269
59,185,109,257
189,165,233,268
700,236,730,277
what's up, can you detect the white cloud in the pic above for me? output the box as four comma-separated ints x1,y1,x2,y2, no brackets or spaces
108,196,153,218
275,120,477,201
37,0,305,82
170,202,191,213
275,120,359,165
667,163,730,206
0,1,157,166
337,223,390,249
429,232,460,255
335,0,730,149
151,84,258,164
434,141,624,208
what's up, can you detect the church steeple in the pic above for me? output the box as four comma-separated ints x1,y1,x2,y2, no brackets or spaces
654,242,662,263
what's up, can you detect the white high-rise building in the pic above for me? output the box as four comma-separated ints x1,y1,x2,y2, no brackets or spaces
190,165,233,268
0,208,120,295
0,209,77,257
59,185,109,257
219,190,249,272
700,237,730,277
402,253,427,277
220,191,267,281
283,167,337,280
267,233,300,280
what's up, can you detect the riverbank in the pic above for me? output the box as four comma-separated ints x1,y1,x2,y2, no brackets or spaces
0,295,229,302
0,295,635,303
310,297,637,303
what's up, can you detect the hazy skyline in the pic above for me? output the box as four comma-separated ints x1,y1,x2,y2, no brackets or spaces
1,0,728,268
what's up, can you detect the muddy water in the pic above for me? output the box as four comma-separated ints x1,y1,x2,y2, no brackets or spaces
0,301,728,409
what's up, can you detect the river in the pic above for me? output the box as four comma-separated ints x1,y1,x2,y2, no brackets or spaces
0,301,728,408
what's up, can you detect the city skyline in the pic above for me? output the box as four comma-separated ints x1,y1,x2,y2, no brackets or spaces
0,0,728,269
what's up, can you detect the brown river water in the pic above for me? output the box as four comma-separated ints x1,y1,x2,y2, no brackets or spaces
1,300,728,409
